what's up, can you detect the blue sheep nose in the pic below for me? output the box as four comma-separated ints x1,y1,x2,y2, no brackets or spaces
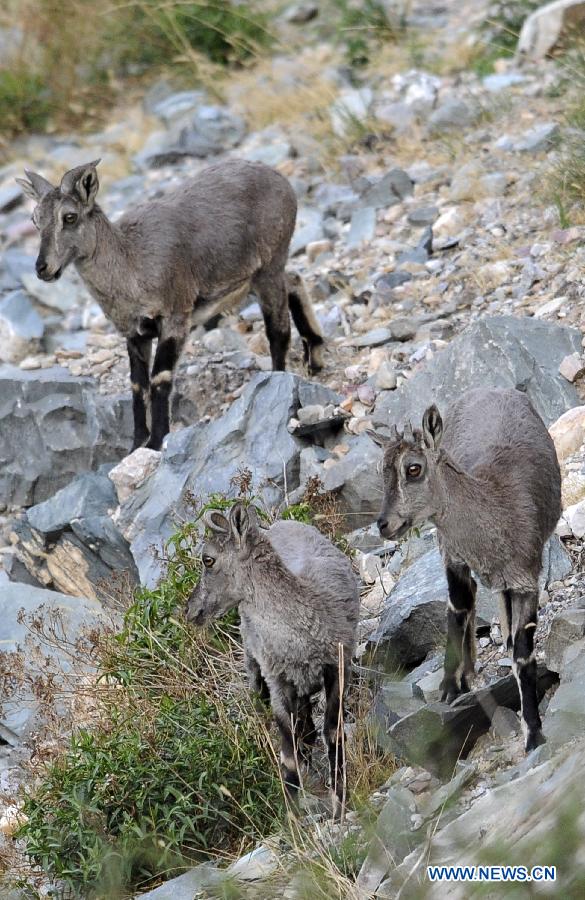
377,516,388,534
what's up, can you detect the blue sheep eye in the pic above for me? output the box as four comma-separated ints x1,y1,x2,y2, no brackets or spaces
202,555,215,569
407,464,422,479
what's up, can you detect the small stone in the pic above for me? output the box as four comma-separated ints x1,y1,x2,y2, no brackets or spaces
347,207,377,246
428,98,475,133
559,352,585,383
432,207,465,239
297,404,325,425
352,327,393,349
563,499,585,538
375,361,398,390
491,706,520,739
514,122,560,153
284,3,319,24
407,206,439,226
228,844,279,881
108,448,162,504
357,384,375,406
549,405,585,461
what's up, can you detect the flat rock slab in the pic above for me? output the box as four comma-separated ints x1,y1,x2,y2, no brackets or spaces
373,316,582,430
137,864,221,898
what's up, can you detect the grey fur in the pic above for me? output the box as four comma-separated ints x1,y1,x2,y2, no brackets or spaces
186,503,359,815
369,387,562,752
18,158,324,450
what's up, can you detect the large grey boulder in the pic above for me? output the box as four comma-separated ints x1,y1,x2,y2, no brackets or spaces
137,105,246,167
0,366,132,509
381,741,585,897
320,433,382,527
373,316,582,430
368,537,571,670
117,372,340,586
12,472,138,601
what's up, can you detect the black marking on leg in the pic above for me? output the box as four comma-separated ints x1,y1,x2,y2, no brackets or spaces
511,590,542,752
262,308,290,372
503,589,513,651
138,316,161,339
297,693,318,767
323,662,347,815
440,564,477,703
147,337,179,450
127,334,152,450
246,654,270,705
273,678,301,804
288,290,324,373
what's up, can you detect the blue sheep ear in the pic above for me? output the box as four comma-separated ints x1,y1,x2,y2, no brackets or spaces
229,502,250,547
366,429,390,448
202,509,229,533
422,404,443,449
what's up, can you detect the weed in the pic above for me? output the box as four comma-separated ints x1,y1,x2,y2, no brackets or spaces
0,0,272,137
0,67,51,137
17,498,283,898
332,0,399,68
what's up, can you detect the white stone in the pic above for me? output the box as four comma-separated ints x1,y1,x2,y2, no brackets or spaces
549,405,585,461
432,207,465,239
559,352,585,383
375,361,398,390
108,448,161,504
563,499,585,538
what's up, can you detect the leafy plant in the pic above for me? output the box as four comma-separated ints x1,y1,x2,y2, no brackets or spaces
18,499,282,898
0,67,51,136
0,0,273,137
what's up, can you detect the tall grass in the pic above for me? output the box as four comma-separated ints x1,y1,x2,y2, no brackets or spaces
0,0,273,137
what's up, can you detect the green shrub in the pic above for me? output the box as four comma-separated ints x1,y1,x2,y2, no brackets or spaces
111,0,273,70
0,1,273,137
18,499,282,898
333,0,398,68
0,68,51,136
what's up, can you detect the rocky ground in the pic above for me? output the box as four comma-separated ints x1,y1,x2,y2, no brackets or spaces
2,0,585,897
